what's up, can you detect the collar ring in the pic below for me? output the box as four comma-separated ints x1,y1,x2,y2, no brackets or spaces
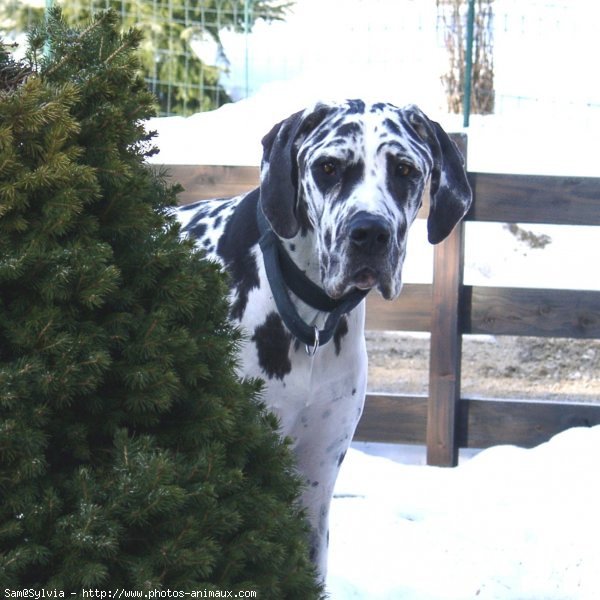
305,326,320,357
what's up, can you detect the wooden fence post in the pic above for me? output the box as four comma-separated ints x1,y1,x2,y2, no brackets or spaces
426,134,468,467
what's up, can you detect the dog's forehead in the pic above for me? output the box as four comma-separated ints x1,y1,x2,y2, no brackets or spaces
306,100,431,162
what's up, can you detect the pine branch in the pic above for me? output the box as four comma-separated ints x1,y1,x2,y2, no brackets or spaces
43,10,108,79
0,42,33,91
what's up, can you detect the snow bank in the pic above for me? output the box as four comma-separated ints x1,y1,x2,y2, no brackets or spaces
328,426,600,599
147,82,600,178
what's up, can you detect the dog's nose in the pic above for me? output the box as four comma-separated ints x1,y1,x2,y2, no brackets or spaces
348,213,391,255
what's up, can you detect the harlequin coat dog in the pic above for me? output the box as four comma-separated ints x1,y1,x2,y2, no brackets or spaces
175,99,472,581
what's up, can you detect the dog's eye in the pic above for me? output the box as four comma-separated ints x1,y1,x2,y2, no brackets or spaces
396,163,413,177
321,161,337,176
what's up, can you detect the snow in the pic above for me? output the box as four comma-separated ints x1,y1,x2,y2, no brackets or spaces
328,428,600,599
147,81,600,176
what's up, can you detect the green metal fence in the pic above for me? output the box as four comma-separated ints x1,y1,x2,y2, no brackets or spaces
2,1,598,119
0,0,287,116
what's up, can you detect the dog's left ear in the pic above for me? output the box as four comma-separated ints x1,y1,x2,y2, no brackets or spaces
260,104,332,238
407,107,473,244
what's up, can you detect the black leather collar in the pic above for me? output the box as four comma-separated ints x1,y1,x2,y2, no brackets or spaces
256,202,368,354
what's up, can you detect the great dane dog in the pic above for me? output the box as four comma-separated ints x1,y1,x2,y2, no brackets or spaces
176,99,472,581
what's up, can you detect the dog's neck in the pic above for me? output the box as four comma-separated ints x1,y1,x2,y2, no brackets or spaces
278,229,330,329
276,229,368,350
257,201,367,348
283,230,322,289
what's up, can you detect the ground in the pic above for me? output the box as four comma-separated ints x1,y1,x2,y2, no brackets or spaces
366,332,600,402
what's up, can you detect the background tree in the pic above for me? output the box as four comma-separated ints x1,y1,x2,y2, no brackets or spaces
437,0,495,116
0,0,290,115
0,9,321,596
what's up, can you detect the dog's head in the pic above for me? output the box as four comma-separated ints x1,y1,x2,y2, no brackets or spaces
259,100,472,300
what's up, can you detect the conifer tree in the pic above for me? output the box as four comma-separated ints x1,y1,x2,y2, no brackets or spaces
0,10,322,597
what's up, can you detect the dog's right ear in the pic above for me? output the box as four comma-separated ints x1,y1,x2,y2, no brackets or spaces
260,104,331,238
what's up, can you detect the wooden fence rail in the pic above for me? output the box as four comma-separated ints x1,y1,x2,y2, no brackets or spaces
165,161,600,467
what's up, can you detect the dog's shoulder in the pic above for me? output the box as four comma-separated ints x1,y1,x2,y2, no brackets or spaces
176,189,262,321
177,195,236,255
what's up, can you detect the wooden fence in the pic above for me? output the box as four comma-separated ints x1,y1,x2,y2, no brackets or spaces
165,159,600,467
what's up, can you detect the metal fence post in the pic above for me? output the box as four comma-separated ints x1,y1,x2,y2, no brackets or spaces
463,0,475,127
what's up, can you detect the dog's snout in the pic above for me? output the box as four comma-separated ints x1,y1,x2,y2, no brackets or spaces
348,213,391,254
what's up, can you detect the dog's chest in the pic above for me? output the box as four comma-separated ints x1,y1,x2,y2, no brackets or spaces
237,295,368,440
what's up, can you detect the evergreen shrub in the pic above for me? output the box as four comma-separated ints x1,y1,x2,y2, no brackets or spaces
0,9,322,597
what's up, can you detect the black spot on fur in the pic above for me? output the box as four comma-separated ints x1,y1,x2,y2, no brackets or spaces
370,102,389,113
333,121,361,140
296,190,313,236
216,189,261,320
386,154,423,212
251,312,292,380
209,200,232,217
337,450,346,467
383,117,402,136
183,218,207,240
333,316,349,356
345,99,366,114
318,504,328,531
308,126,332,149
336,159,365,205
326,116,347,135
396,217,408,240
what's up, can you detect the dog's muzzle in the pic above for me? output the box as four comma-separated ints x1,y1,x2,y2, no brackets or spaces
346,212,393,291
